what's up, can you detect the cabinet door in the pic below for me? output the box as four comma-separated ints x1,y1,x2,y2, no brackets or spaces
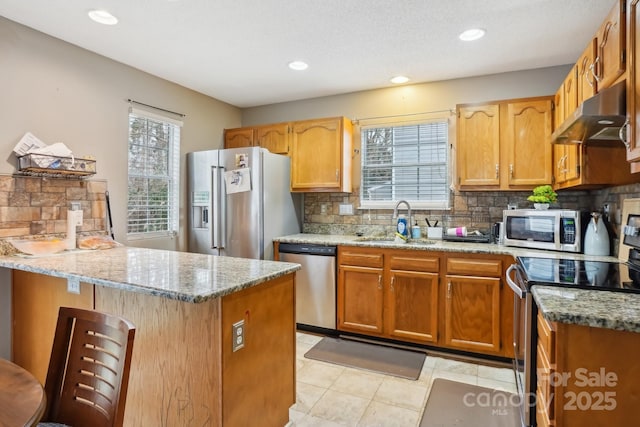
456,104,501,187
627,0,640,161
337,265,384,335
596,0,626,89
256,123,290,155
443,275,501,353
503,99,553,187
224,128,255,149
387,270,438,343
577,38,598,102
291,117,347,191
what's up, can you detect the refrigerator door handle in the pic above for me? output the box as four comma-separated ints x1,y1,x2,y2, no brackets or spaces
219,166,226,249
211,166,221,249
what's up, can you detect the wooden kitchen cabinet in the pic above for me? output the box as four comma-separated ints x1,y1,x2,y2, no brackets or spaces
337,247,384,335
627,0,640,165
11,271,94,383
457,97,553,190
443,256,502,354
290,116,353,192
595,0,626,90
553,67,582,187
337,247,439,345
224,127,256,149
536,312,640,426
456,104,501,187
256,122,290,155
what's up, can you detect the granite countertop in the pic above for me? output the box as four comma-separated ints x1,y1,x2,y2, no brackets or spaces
0,246,300,303
274,233,619,261
532,286,640,333
277,233,636,332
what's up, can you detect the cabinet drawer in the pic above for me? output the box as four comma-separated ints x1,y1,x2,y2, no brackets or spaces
389,254,439,273
536,343,555,424
339,249,383,268
537,313,556,364
446,257,502,277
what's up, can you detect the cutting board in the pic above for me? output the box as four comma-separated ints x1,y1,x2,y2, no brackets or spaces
618,198,640,262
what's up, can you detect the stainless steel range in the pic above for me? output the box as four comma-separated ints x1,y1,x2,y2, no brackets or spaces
506,211,640,427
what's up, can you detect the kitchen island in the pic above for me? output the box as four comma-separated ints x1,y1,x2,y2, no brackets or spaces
1,246,301,426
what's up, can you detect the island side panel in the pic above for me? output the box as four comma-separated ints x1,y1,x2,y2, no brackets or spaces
12,270,94,383
95,286,224,426
221,273,296,427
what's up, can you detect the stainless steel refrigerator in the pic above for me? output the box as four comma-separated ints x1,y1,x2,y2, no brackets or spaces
187,147,302,260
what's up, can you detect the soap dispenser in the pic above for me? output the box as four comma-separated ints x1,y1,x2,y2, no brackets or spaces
583,212,610,256
411,221,421,239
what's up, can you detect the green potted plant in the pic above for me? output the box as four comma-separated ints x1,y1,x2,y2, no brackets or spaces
527,185,557,209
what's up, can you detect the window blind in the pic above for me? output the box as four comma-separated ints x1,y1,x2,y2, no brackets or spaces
127,110,181,236
361,120,449,209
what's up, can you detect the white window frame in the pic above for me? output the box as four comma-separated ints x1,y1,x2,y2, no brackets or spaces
359,116,451,210
127,107,181,239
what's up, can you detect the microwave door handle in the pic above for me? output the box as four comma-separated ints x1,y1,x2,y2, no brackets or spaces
555,214,562,250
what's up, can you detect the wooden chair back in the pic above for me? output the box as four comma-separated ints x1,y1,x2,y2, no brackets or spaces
42,307,135,427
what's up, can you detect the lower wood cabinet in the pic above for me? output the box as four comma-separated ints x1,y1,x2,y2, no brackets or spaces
337,246,513,357
536,312,640,426
337,247,439,345
444,256,503,355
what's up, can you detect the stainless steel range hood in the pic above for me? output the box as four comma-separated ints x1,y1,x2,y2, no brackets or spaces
550,80,627,145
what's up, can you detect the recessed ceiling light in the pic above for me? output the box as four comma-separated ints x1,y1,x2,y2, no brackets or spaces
390,76,410,84
459,28,486,41
88,9,118,25
288,61,309,71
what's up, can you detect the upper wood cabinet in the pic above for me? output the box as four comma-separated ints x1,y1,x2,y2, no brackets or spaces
553,67,582,187
457,97,553,190
290,117,353,192
627,0,640,164
255,123,290,155
457,104,501,187
577,38,598,102
595,0,626,90
224,127,255,149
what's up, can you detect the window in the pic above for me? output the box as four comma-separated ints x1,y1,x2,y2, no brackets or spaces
127,108,181,237
360,118,450,209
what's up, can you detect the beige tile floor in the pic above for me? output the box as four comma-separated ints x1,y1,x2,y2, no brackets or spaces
289,332,517,427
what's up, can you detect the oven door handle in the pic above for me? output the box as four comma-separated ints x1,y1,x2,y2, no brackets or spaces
506,263,526,298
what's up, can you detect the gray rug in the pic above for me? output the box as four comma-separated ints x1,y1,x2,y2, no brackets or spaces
420,378,520,427
304,337,426,380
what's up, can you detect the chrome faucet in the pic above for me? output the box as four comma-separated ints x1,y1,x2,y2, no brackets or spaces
393,200,412,238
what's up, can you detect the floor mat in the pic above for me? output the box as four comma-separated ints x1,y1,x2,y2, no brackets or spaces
420,378,520,427
304,337,425,380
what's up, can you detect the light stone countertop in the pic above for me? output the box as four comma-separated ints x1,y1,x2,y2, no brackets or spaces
532,286,640,333
0,246,300,303
276,233,637,332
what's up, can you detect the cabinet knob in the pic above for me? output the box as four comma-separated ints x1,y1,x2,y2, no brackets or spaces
447,281,452,298
390,276,395,292
378,275,382,290
509,164,514,178
495,164,499,179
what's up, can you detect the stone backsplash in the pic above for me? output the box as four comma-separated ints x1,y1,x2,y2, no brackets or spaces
303,183,640,255
0,175,107,240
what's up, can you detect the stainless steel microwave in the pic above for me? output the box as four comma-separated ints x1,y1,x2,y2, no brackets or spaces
502,209,587,253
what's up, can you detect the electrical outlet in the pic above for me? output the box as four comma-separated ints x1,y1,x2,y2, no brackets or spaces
320,204,328,214
339,203,353,215
67,277,80,294
232,320,245,352
73,210,83,226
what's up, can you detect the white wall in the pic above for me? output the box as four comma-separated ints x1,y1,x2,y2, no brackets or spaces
0,17,241,251
242,66,571,126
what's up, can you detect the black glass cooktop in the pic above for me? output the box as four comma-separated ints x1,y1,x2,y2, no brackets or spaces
517,256,640,293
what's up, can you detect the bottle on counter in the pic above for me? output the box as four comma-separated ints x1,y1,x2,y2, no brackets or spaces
397,214,408,238
411,221,421,239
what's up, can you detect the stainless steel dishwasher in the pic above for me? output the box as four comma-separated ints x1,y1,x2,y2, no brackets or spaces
278,243,336,331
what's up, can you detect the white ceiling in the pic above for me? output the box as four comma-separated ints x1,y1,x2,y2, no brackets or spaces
0,0,616,108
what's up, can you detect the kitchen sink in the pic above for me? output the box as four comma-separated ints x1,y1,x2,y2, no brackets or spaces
354,236,436,245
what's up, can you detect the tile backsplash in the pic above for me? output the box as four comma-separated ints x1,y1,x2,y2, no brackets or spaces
0,175,107,239
303,183,640,256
